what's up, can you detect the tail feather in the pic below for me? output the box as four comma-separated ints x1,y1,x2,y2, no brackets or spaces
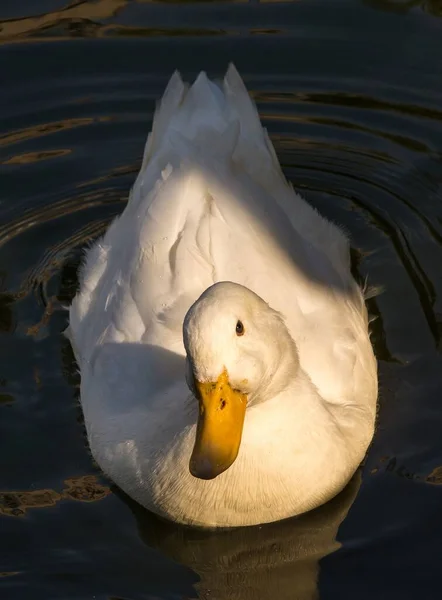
141,64,272,166
224,63,264,140
141,70,186,170
135,64,350,280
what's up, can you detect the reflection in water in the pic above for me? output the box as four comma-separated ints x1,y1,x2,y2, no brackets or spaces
2,149,72,165
3,0,438,46
125,474,360,600
1,0,441,47
0,118,107,148
0,0,127,42
0,0,284,43
0,476,110,517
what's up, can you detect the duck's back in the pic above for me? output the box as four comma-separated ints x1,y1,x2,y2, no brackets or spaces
69,65,375,419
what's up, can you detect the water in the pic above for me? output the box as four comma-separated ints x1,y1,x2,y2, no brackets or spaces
1,0,442,598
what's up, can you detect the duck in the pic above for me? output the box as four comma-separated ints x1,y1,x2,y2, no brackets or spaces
67,64,378,528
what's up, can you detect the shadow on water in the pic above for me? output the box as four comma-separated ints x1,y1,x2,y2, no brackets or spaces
120,472,361,600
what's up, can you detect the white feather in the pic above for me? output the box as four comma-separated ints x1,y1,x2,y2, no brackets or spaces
69,65,377,528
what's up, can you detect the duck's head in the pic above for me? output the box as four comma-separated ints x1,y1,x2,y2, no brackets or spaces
183,281,297,480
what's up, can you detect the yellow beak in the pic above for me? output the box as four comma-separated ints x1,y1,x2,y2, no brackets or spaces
189,370,247,480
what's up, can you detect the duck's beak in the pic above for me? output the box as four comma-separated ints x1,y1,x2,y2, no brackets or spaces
190,370,247,480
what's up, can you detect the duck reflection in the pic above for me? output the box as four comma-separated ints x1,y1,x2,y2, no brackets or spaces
122,472,360,600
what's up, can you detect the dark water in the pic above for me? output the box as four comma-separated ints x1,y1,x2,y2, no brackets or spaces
2,0,442,598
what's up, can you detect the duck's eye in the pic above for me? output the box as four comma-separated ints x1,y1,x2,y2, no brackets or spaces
235,320,245,336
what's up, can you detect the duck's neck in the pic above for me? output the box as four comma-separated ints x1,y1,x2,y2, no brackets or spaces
251,326,300,406
244,338,372,508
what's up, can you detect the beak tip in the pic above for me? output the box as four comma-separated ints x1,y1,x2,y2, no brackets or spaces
189,457,222,480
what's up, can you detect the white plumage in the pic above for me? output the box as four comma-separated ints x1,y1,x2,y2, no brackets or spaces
68,64,377,528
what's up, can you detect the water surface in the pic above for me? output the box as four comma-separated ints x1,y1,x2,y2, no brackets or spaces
1,1,442,598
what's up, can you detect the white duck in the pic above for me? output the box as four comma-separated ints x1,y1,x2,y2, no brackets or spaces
68,65,377,528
